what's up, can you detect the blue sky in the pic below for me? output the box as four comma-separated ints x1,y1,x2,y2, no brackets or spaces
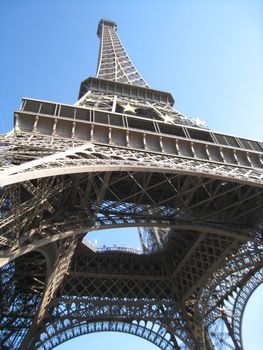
1,0,262,349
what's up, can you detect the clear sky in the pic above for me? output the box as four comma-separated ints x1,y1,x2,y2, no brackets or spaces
1,0,262,349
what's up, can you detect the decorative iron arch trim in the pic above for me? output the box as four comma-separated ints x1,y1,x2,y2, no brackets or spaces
34,320,190,350
196,244,263,349
204,267,263,350
198,244,263,321
234,267,263,349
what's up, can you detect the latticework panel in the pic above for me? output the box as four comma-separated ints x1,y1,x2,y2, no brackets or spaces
25,246,196,350
195,241,263,349
0,252,47,349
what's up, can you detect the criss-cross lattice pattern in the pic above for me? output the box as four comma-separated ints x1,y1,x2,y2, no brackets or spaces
0,252,47,349
23,247,196,350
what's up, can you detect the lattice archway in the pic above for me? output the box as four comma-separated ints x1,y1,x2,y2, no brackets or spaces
34,320,190,350
235,267,263,349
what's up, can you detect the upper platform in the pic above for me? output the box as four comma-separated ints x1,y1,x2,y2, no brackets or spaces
78,77,174,105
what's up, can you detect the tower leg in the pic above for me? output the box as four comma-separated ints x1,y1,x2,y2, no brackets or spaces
222,315,241,350
19,237,78,349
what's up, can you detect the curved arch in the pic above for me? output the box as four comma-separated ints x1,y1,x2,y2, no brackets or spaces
1,149,262,268
34,320,190,350
206,269,263,350
196,244,263,349
197,243,263,320
234,267,263,348
2,162,263,189
1,143,263,187
1,220,253,267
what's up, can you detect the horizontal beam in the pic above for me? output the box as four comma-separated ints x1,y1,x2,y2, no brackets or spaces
1,144,263,187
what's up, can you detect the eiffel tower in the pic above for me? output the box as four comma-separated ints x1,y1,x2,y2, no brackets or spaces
0,19,263,350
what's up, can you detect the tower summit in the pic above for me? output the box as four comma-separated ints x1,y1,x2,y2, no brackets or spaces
0,19,262,350
78,18,204,127
96,19,148,86
97,19,117,37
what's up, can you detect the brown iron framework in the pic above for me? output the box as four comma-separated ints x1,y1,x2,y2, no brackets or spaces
0,19,263,350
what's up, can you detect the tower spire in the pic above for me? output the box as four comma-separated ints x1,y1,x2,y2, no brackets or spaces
96,19,148,87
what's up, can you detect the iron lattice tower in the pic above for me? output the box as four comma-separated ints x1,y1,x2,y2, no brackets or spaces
0,19,263,350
